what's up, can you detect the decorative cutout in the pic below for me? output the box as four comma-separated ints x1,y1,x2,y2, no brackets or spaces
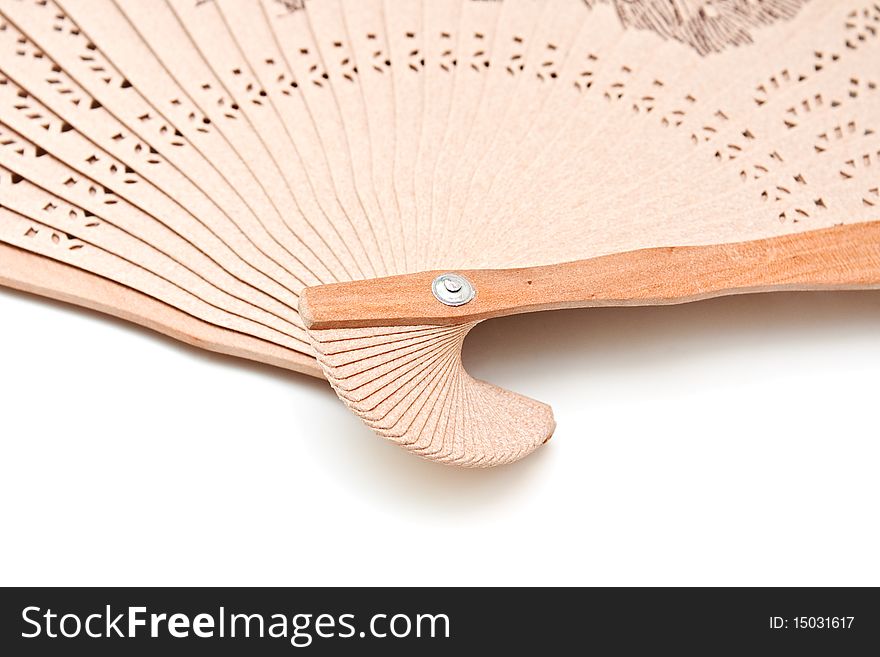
0,0,877,467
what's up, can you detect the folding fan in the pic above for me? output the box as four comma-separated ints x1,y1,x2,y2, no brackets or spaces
0,0,878,467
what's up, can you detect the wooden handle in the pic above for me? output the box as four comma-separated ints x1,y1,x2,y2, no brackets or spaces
301,221,880,330
301,221,880,467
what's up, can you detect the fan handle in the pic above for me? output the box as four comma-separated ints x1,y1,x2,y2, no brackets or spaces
301,221,880,467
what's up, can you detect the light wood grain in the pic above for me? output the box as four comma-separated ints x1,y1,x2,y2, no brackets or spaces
0,243,323,378
1,0,878,467
303,221,880,466
302,221,880,330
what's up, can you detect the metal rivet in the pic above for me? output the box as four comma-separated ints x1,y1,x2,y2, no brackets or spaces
443,278,462,293
432,273,475,306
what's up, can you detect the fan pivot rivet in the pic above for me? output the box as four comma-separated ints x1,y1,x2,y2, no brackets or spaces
432,273,475,306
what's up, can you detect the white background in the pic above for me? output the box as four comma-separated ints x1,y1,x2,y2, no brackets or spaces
1,286,878,586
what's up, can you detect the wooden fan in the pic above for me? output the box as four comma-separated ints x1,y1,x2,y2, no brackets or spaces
0,0,878,466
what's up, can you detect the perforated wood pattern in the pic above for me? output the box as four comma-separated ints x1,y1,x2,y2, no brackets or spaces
0,0,877,465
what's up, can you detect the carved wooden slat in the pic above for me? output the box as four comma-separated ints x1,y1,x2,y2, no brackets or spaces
0,0,877,466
